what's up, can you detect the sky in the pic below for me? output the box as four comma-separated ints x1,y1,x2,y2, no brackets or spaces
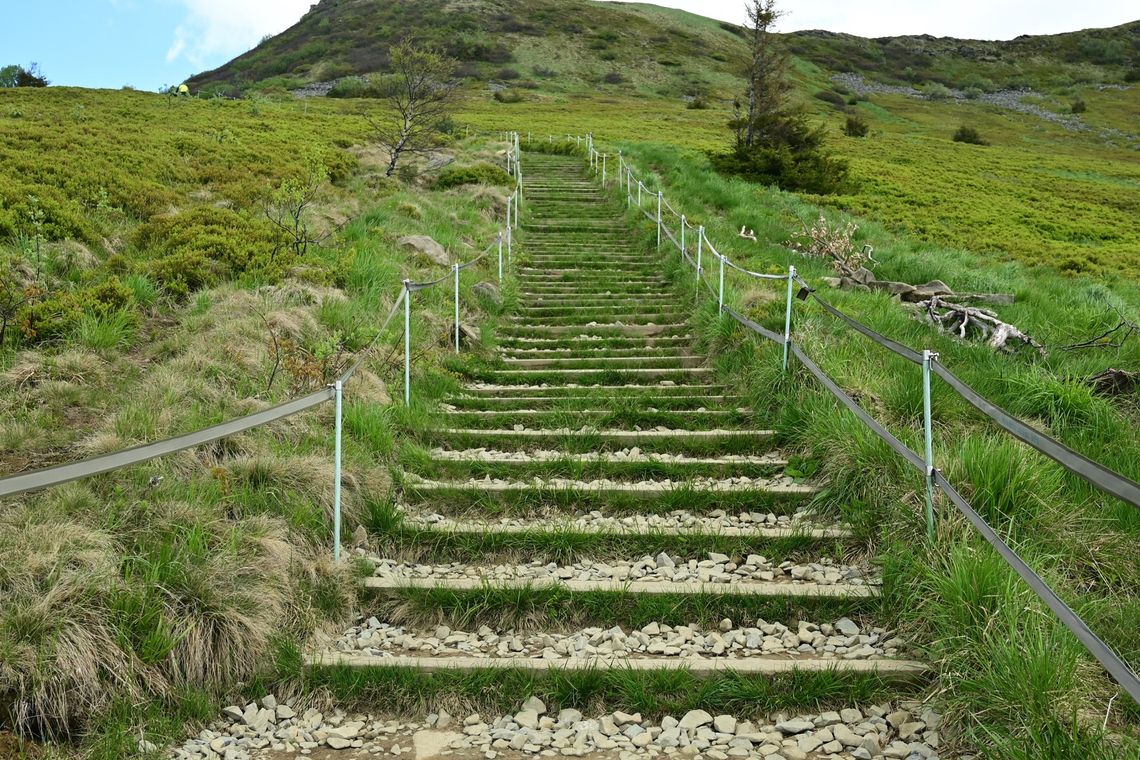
0,1,1136,91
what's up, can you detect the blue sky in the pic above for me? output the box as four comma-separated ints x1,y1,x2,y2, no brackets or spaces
1,1,1136,91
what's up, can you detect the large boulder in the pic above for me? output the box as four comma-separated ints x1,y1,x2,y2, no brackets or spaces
399,235,449,267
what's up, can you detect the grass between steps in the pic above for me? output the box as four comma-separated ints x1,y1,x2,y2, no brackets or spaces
362,501,841,564
605,143,1140,754
363,585,876,633
301,659,911,722
396,446,790,480
394,482,811,516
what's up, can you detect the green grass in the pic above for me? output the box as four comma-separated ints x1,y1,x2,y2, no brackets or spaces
600,141,1140,754
304,665,910,720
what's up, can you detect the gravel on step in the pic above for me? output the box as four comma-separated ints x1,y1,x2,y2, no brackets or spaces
425,448,779,465
405,474,802,491
365,553,878,587
330,617,904,661
405,507,834,532
167,695,953,758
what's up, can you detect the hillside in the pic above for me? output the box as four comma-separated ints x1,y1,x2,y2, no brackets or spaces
187,0,748,98
188,0,1138,98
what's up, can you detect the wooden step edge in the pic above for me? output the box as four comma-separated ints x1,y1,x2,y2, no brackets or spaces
304,652,927,677
359,577,878,598
394,521,847,539
427,429,776,439
403,480,814,496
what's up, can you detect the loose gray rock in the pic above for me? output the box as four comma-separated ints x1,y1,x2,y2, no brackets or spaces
399,235,449,267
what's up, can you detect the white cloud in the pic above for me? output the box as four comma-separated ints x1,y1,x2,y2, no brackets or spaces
165,0,313,67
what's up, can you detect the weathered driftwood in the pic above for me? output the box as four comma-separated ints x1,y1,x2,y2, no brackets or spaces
915,296,1044,354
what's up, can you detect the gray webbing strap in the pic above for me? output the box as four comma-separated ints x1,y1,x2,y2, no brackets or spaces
0,389,334,499
932,362,1140,509
790,343,927,472
933,471,1140,703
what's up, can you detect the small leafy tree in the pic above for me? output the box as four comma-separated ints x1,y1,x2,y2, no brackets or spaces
0,257,40,348
712,1,848,194
264,156,327,260
369,42,462,177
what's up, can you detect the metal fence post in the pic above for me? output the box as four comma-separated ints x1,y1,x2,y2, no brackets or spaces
513,189,519,229
507,219,513,265
403,280,412,405
782,265,796,372
453,263,460,354
626,166,631,207
680,215,686,256
498,232,503,282
696,226,704,283
637,181,642,208
718,254,725,313
923,350,939,541
656,191,662,250
602,154,607,186
332,379,343,562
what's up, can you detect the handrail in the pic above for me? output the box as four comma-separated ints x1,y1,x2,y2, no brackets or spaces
574,132,1140,705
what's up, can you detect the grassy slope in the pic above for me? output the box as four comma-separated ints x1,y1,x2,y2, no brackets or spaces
0,88,516,756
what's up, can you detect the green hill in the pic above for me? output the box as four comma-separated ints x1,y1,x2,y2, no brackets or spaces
188,0,1138,98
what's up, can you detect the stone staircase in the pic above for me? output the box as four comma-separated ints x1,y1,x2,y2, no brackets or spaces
305,152,941,760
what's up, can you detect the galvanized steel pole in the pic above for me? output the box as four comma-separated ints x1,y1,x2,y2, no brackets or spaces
332,379,343,562
453,263,460,354
696,226,703,284
782,265,796,372
680,216,686,256
656,191,662,250
718,254,725,313
923,350,938,541
403,280,412,405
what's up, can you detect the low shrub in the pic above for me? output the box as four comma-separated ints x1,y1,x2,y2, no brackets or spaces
532,66,557,79
496,67,520,81
434,163,512,190
814,89,847,108
146,250,222,300
492,89,525,103
602,72,626,85
953,125,989,146
19,277,135,342
686,95,710,110
1070,98,1087,114
924,82,953,100
844,116,869,137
